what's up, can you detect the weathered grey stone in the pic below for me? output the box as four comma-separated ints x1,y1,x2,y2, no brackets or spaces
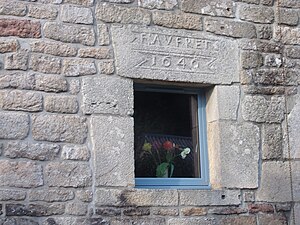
0,72,35,90
264,54,282,67
6,203,65,216
0,189,26,201
242,95,285,123
96,3,151,25
68,78,81,95
42,217,110,225
0,90,43,112
45,95,78,113
241,51,263,69
61,5,93,24
111,218,165,225
292,161,300,201
168,217,218,225
76,189,93,202
239,5,274,24
243,191,255,202
153,208,178,216
0,19,41,38
91,115,134,186
3,141,60,161
0,218,39,225
262,124,282,159
62,59,96,76
278,0,300,8
97,23,110,46
35,74,68,93
44,22,95,46
105,0,134,2
28,4,58,19
64,0,94,6
98,60,114,75
285,46,300,59
256,161,292,202
30,54,61,74
31,40,77,57
82,76,133,116
205,18,256,38
179,189,240,206
153,11,202,30
65,202,88,215
46,162,92,187
0,160,43,188
96,207,121,216
206,85,240,122
258,214,288,225
111,25,239,84
275,26,300,45
138,0,177,10
95,188,178,206
257,24,272,40
61,144,90,161
0,112,29,139
181,207,207,216
181,0,235,18
278,8,299,26
78,47,112,59
32,114,87,144
4,49,28,70
295,203,300,225
28,189,74,202
0,38,19,53
0,1,27,16
219,216,256,225
208,122,259,188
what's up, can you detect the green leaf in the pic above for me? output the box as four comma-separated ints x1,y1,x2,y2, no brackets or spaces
166,152,172,163
156,163,169,177
170,163,174,178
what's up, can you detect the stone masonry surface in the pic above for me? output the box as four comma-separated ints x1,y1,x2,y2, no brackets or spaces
0,0,299,224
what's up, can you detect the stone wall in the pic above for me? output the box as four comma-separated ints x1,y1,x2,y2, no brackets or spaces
0,0,299,224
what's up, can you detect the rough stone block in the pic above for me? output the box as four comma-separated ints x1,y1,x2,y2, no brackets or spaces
106,0,134,2
45,162,92,187
179,189,241,206
64,0,94,6
242,95,285,123
78,47,112,59
241,51,263,69
278,0,300,8
0,19,41,38
30,54,61,74
34,74,68,93
181,207,207,216
31,40,77,57
3,141,60,161
168,217,217,225
98,60,115,75
256,161,292,202
68,78,81,95
0,112,29,139
91,115,134,186
0,189,26,201
153,11,202,30
257,24,272,40
96,3,151,25
28,189,74,202
219,216,256,225
295,203,300,225
208,122,259,188
181,0,235,18
0,71,34,91
76,189,93,202
95,207,121,216
111,218,165,225
262,124,282,159
45,95,78,113
0,218,39,225
0,90,43,112
4,49,29,70
292,161,300,201
205,18,256,39
61,4,93,24
275,26,300,45
261,0,274,5
6,203,64,216
82,76,133,116
111,25,239,84
264,54,282,67
258,214,288,225
0,39,19,53
239,5,274,24
62,59,96,76
209,206,247,215
44,22,95,46
32,114,87,144
97,23,110,46
61,144,90,161
95,188,178,206
0,1,27,16
28,4,58,19
138,0,177,10
248,203,274,214
278,8,299,26
0,160,43,188
123,207,150,216
65,202,88,215
153,208,178,216
206,85,240,122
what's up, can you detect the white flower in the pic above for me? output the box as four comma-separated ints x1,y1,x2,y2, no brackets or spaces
180,148,191,159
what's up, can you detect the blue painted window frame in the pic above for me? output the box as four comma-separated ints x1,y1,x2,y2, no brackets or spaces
134,84,210,189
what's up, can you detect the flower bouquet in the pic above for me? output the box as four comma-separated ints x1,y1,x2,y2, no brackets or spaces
142,140,191,178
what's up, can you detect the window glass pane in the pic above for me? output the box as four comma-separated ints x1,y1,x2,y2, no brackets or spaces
134,90,200,178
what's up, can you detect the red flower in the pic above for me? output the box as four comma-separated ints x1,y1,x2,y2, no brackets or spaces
163,141,173,151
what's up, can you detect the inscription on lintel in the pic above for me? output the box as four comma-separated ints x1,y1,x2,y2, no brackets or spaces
111,25,239,84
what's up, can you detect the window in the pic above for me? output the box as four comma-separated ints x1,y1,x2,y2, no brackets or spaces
134,84,209,189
